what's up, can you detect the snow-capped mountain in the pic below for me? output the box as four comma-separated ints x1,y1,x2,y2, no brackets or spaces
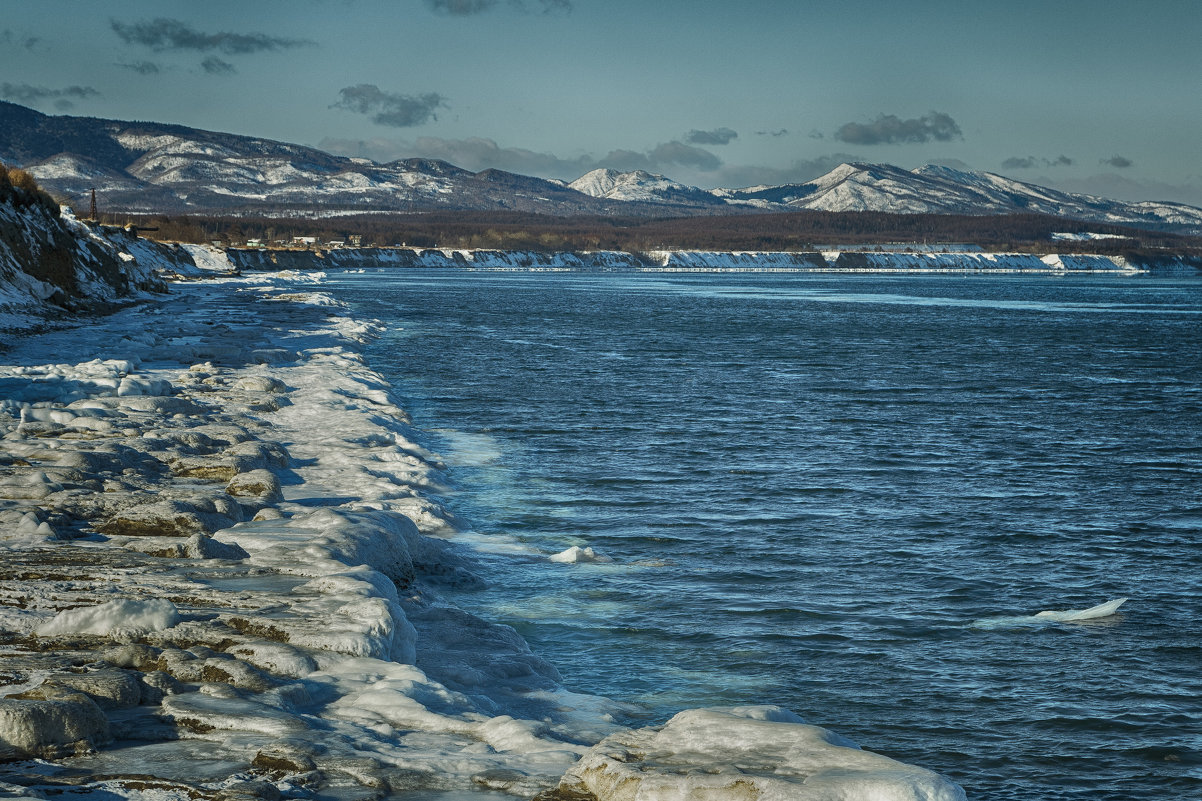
3,101,1201,230
569,168,727,209
763,162,1202,229
0,102,641,216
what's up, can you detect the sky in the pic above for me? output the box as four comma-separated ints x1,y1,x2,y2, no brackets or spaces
2,0,1201,205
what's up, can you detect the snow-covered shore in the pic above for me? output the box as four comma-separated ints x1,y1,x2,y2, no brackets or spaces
224,244,1156,275
1,258,965,800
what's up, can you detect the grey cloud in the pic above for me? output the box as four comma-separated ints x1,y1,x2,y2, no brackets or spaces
111,17,313,54
1054,173,1202,207
1101,155,1133,168
331,84,446,128
713,154,863,189
1002,156,1038,169
320,135,721,178
116,60,162,74
754,128,789,137
202,56,236,75
0,82,100,110
685,127,738,146
646,141,722,171
1,29,40,50
427,0,571,14
1002,154,1073,170
835,111,962,145
596,141,722,173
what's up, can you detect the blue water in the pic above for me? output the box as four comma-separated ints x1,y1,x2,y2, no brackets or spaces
327,270,1202,801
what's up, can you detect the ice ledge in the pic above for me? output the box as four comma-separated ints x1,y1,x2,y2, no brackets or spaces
540,705,966,801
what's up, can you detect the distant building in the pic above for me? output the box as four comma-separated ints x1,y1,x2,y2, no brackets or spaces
291,236,317,248
327,240,345,249
348,234,363,247
245,238,263,248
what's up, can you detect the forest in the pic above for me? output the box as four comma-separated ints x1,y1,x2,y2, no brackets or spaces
116,208,1202,261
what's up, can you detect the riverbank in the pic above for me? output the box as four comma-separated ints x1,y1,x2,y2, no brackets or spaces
0,270,965,800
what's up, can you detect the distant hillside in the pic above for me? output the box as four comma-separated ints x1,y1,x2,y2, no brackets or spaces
4,101,1202,232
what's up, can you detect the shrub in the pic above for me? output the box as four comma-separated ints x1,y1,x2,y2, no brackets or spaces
0,165,61,217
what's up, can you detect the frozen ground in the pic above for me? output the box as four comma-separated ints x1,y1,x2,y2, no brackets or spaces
0,265,965,801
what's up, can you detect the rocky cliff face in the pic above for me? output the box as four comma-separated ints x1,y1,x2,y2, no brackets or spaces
0,197,194,333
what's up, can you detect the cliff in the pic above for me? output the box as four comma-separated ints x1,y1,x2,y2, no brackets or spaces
0,195,196,333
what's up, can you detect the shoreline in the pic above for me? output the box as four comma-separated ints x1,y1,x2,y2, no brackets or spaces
0,270,965,800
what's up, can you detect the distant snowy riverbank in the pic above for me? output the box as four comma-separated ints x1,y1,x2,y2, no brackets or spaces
0,267,965,800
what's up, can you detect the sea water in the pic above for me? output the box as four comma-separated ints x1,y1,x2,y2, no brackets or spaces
325,270,1202,801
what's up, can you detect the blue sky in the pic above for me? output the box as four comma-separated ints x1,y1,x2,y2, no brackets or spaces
3,0,1200,204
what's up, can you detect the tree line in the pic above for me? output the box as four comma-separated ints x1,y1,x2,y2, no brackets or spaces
117,209,1202,259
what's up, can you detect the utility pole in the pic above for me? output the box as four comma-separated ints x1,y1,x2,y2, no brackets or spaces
89,188,97,222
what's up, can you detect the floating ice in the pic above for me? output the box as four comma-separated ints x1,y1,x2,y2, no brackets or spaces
973,598,1128,629
1034,597,1128,622
550,545,612,564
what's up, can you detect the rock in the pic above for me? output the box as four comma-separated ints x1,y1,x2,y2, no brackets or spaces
0,691,111,760
27,669,143,710
99,496,243,537
100,643,162,671
226,470,283,504
117,377,174,397
234,375,287,394
183,533,249,560
138,670,183,704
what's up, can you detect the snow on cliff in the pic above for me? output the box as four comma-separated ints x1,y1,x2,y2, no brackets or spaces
0,195,194,332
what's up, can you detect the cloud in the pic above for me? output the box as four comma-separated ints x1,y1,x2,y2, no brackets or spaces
754,128,790,137
1053,173,1202,207
115,60,162,74
111,17,313,54
711,154,864,189
1101,155,1133,168
331,84,446,128
1,29,40,50
645,141,722,171
685,127,738,146
0,82,100,111
320,135,722,178
201,56,236,75
1002,154,1074,170
835,111,962,145
426,0,571,14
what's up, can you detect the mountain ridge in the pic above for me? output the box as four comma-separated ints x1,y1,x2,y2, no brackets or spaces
3,101,1200,231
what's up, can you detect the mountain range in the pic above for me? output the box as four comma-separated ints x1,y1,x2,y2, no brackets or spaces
3,101,1201,231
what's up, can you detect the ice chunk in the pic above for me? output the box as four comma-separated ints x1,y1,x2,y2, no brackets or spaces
549,545,611,564
973,598,1128,629
37,598,181,638
1034,597,1127,622
549,705,966,801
